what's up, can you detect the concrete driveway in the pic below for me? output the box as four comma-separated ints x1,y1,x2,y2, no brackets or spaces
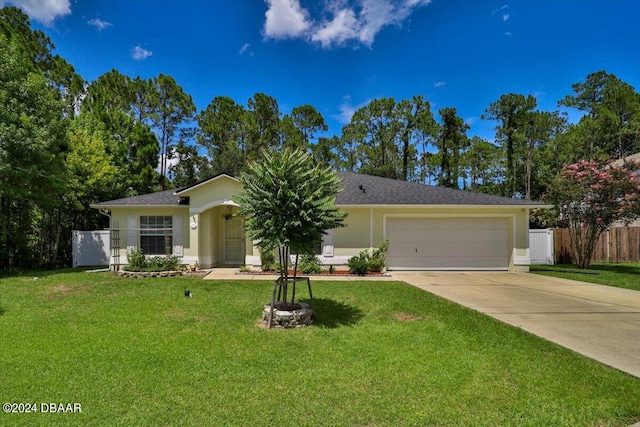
392,271,640,379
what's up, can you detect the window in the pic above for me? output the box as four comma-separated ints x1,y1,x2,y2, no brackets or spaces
140,216,172,255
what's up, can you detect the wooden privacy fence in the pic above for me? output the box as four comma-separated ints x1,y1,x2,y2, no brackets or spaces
553,227,640,264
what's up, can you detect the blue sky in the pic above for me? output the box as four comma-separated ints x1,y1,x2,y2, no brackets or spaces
6,0,640,142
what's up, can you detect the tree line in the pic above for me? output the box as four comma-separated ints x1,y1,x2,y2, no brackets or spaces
2,6,640,269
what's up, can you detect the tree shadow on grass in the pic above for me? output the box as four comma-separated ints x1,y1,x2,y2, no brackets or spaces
299,297,364,328
0,307,5,316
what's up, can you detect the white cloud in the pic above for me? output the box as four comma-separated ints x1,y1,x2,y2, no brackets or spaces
358,0,394,45
312,8,359,47
88,17,113,31
130,45,152,61
333,96,371,124
238,43,251,55
264,0,432,48
492,4,508,15
2,0,70,25
502,13,510,22
433,81,446,88
263,0,311,39
505,31,512,37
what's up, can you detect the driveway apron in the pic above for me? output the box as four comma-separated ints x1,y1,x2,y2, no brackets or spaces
393,271,640,379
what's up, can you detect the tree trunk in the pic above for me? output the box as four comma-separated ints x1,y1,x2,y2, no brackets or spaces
0,194,8,268
525,148,532,200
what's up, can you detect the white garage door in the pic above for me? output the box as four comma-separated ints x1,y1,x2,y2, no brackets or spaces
386,217,509,270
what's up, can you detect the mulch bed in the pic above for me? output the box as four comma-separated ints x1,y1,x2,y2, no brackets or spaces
238,270,387,277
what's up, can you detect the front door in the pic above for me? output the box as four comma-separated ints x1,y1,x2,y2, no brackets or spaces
224,217,244,264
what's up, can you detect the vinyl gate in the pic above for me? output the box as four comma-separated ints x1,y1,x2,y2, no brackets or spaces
529,229,554,265
72,230,110,267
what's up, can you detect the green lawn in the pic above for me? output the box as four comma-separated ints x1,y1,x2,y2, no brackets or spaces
532,263,640,291
1,270,639,426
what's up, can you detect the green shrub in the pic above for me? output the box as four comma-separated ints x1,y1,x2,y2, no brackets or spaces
261,263,277,272
348,251,370,276
147,256,165,270
126,251,181,272
127,248,147,270
347,240,389,275
260,250,276,270
162,255,180,271
368,239,388,272
299,253,323,274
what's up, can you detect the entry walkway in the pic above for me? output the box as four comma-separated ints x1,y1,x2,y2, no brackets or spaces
393,271,640,379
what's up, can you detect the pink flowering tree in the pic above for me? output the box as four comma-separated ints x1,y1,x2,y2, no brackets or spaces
546,159,640,268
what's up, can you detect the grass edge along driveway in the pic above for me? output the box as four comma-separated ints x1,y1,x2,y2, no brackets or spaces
0,270,638,426
532,262,640,291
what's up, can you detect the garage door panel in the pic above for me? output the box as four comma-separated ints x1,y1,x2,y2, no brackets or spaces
389,243,507,258
393,255,507,269
388,229,508,245
386,217,509,270
387,217,507,231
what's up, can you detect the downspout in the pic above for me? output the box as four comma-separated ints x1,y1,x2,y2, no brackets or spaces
98,208,111,225
369,208,374,255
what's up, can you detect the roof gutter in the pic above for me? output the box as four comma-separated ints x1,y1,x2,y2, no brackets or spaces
336,203,552,209
89,204,184,209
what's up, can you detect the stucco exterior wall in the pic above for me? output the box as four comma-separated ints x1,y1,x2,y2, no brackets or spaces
178,176,243,213
331,206,531,271
108,206,190,264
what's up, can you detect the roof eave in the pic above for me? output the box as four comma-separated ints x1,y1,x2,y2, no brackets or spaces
175,173,240,196
336,203,552,209
89,204,186,209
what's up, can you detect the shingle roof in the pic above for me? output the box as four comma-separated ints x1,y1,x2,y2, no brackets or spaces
91,172,548,209
609,152,640,168
90,189,184,208
335,172,546,206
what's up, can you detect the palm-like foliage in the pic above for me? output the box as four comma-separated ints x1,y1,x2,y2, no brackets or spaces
235,148,346,256
234,148,346,316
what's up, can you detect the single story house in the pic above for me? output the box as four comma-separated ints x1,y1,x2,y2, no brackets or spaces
91,172,548,272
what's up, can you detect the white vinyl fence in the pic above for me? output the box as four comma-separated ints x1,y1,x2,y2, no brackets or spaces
72,230,110,267
529,229,554,265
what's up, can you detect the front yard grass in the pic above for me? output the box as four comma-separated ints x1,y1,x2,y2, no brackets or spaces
532,262,640,291
1,270,639,426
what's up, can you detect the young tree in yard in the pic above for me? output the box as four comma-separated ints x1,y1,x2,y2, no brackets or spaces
234,148,346,324
546,159,640,269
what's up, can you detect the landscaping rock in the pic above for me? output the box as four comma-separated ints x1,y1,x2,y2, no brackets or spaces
262,302,314,328
118,270,183,278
